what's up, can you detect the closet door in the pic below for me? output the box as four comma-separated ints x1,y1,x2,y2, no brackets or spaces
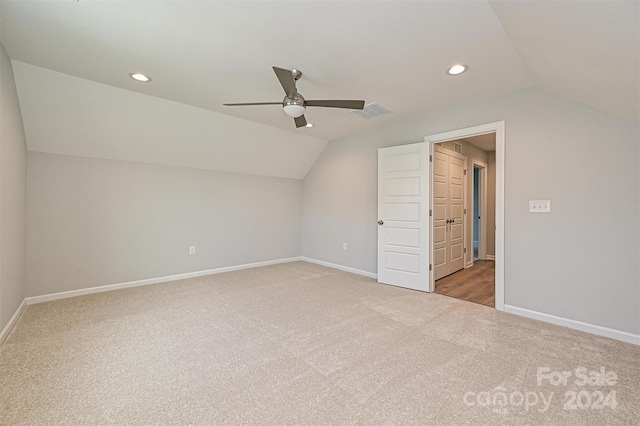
433,146,466,280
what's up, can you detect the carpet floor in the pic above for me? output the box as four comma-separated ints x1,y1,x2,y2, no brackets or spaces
1,261,638,425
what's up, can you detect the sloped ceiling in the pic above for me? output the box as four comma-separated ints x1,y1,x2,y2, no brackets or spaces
12,62,327,179
1,1,638,179
490,0,639,124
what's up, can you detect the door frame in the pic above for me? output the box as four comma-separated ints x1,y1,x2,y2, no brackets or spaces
471,159,488,263
425,121,505,311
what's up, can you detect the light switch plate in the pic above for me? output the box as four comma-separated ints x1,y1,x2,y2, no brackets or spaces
529,200,551,213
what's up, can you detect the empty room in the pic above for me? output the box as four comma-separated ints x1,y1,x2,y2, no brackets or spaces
1,1,639,425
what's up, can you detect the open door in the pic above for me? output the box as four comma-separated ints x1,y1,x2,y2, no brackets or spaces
377,142,431,292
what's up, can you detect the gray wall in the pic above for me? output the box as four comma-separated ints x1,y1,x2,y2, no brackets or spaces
26,153,303,297
302,87,640,335
0,43,27,330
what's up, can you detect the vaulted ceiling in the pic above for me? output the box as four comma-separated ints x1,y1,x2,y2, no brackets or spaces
1,1,638,178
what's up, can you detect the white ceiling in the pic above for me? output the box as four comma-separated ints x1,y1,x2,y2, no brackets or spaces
490,1,639,124
1,0,532,142
12,61,327,179
463,134,496,152
1,1,637,177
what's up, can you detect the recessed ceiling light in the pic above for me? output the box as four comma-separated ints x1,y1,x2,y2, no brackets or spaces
446,64,468,76
305,123,314,128
129,72,151,82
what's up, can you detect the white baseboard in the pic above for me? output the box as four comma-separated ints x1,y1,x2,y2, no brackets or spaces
504,305,639,345
8,259,637,347
486,254,495,260
24,257,302,306
0,299,27,346
301,257,377,279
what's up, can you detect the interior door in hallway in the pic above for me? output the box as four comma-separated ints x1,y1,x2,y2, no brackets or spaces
433,145,466,280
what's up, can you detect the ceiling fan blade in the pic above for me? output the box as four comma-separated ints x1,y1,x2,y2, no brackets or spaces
294,115,307,128
273,66,297,99
305,100,365,110
223,102,282,106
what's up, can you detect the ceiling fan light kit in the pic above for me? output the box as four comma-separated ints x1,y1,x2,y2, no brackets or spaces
283,94,306,118
224,66,365,128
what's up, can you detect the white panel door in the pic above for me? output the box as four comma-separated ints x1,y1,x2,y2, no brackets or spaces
448,155,466,274
377,143,430,291
434,146,467,280
433,150,448,278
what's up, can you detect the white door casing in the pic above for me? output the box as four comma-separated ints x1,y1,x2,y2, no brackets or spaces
377,143,430,292
433,145,467,280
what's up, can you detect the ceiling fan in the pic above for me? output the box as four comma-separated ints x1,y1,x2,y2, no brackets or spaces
224,66,365,128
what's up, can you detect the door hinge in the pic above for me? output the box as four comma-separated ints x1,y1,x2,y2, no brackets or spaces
464,208,467,215
429,154,432,162
464,169,467,175
464,248,467,254
429,209,432,217
429,264,432,271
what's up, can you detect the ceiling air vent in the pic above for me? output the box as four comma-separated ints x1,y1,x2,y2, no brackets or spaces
351,102,392,119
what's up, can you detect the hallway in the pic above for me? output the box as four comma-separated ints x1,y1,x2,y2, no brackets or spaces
435,260,495,307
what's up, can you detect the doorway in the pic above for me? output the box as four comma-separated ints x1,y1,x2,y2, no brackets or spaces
472,160,488,261
474,166,481,258
425,122,505,310
431,136,495,307
376,121,505,310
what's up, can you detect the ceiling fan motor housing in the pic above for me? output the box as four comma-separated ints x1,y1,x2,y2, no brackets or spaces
283,94,305,118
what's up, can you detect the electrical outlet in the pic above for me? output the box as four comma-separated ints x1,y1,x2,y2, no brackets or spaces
189,246,196,255
529,200,551,213
343,243,348,251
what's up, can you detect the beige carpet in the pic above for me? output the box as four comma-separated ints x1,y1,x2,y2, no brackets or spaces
1,261,638,425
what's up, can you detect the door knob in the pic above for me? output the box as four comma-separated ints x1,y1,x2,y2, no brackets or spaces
378,220,384,225
451,219,455,223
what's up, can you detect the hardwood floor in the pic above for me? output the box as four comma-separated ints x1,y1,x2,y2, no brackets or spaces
435,260,495,307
